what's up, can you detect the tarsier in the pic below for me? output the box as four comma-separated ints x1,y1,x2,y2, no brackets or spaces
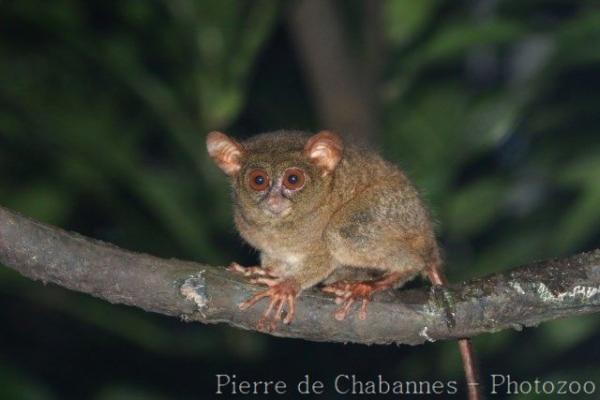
207,129,442,323
207,130,480,400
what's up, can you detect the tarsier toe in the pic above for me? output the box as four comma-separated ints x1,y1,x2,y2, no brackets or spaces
238,299,254,310
227,262,244,273
357,299,369,320
227,262,276,279
256,317,272,332
324,281,377,321
237,279,299,329
249,277,279,286
254,296,294,331
334,308,348,321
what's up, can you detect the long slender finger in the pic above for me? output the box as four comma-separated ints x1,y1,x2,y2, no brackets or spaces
256,298,280,332
332,283,354,297
228,263,276,279
283,295,295,324
246,266,265,275
228,263,260,278
268,318,277,332
334,298,355,321
239,289,272,310
323,286,350,297
321,281,348,293
341,297,356,313
261,297,278,320
227,262,246,273
247,266,277,277
257,316,270,332
258,298,282,332
263,267,278,278
273,297,286,321
321,285,338,294
249,277,280,287
358,299,369,320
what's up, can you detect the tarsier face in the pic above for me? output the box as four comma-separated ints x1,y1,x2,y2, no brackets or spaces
243,165,307,217
207,130,343,221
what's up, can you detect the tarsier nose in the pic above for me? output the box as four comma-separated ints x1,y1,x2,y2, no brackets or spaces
264,193,289,215
267,195,282,208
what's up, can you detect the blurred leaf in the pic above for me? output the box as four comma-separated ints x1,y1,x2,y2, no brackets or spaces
383,0,439,47
554,153,600,251
94,385,169,400
0,362,55,400
4,182,71,225
445,177,506,238
553,10,600,67
195,0,279,128
418,20,525,63
388,18,527,94
542,317,599,351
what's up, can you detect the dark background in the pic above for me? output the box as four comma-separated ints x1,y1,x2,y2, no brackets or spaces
1,1,599,399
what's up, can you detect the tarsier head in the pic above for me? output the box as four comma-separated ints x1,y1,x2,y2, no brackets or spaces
206,130,343,222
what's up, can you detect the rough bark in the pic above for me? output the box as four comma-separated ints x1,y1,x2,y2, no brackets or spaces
0,205,599,345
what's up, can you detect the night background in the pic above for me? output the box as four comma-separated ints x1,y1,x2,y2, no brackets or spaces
1,0,600,399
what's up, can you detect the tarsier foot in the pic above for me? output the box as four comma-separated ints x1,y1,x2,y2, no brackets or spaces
227,262,277,278
323,272,404,321
322,281,378,321
238,278,300,332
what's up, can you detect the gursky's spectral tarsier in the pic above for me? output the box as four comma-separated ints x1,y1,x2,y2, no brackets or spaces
207,130,480,399
207,130,442,326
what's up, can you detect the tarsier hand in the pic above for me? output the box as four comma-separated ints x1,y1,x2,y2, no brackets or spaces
229,263,299,332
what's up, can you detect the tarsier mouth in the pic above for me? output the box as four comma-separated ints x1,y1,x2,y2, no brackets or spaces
263,195,292,217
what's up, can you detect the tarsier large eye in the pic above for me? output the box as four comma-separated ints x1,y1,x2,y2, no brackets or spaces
248,168,270,191
283,168,306,190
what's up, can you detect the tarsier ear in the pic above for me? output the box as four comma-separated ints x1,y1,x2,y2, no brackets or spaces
206,131,245,176
304,130,344,176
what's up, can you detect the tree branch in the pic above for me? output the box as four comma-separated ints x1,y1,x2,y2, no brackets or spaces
0,205,599,345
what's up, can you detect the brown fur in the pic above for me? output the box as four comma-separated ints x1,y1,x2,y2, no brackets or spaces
208,129,441,290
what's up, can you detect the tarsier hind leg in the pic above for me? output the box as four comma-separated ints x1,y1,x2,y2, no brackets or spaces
322,264,422,321
323,179,435,320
